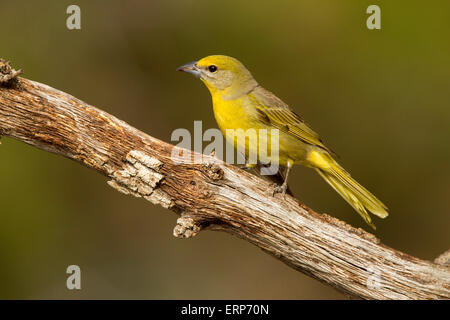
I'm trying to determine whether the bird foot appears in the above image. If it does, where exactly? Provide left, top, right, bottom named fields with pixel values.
left=272, top=182, right=288, bottom=196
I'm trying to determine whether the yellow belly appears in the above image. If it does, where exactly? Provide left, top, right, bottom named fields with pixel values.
left=212, top=95, right=309, bottom=167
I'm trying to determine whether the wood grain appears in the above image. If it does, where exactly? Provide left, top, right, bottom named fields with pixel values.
left=0, top=73, right=449, bottom=300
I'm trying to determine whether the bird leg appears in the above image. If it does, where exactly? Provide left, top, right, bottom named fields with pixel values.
left=273, top=162, right=292, bottom=196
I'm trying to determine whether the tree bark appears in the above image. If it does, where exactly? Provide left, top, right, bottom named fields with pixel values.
left=0, top=66, right=448, bottom=299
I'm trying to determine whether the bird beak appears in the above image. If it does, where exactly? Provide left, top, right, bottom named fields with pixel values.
left=176, top=61, right=201, bottom=78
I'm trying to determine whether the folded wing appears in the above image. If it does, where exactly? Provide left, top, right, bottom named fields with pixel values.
left=249, top=86, right=331, bottom=153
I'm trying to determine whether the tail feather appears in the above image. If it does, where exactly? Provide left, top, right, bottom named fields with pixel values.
left=310, top=152, right=388, bottom=229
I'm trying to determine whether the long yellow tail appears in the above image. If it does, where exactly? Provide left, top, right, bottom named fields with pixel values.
left=308, top=151, right=388, bottom=229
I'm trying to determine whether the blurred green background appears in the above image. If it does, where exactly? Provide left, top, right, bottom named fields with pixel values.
left=0, top=0, right=449, bottom=299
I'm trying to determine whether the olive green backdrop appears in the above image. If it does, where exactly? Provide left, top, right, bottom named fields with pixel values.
left=0, top=0, right=448, bottom=299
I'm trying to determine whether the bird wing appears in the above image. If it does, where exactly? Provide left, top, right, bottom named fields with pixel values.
left=248, top=86, right=331, bottom=152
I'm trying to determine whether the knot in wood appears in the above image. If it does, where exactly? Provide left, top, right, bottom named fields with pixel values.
left=0, top=59, right=22, bottom=86
left=202, top=163, right=224, bottom=181
left=173, top=216, right=201, bottom=238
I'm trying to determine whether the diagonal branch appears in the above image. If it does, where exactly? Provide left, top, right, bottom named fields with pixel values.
left=0, top=65, right=448, bottom=299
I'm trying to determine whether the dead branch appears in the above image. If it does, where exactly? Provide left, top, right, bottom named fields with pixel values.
left=0, top=64, right=448, bottom=300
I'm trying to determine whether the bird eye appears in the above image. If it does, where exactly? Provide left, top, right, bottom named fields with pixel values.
left=208, top=65, right=218, bottom=73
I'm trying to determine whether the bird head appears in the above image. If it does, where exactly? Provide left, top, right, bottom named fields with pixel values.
left=177, top=55, right=258, bottom=99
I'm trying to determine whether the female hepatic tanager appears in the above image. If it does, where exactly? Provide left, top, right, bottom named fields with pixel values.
left=178, top=55, right=388, bottom=229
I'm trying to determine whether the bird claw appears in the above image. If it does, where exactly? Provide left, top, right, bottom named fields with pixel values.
left=272, top=183, right=288, bottom=196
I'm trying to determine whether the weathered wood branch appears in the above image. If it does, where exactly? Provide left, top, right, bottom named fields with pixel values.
left=0, top=65, right=448, bottom=299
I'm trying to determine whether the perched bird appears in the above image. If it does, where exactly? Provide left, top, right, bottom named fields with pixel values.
left=177, top=55, right=388, bottom=228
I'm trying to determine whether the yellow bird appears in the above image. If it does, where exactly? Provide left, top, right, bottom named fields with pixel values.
left=177, top=55, right=388, bottom=228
